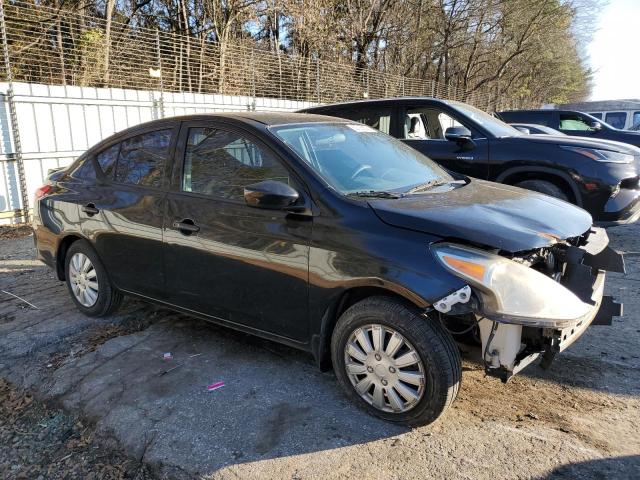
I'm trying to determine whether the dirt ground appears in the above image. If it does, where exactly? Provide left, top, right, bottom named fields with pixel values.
left=0, top=224, right=638, bottom=479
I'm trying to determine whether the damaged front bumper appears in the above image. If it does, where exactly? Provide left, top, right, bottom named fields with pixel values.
left=459, top=227, right=623, bottom=382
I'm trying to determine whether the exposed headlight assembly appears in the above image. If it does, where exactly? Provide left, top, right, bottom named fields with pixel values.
left=431, top=243, right=592, bottom=328
left=561, top=146, right=634, bottom=164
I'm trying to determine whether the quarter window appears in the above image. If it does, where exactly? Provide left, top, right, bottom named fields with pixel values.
left=96, top=143, right=120, bottom=178
left=114, top=129, right=172, bottom=187
left=183, top=127, right=290, bottom=200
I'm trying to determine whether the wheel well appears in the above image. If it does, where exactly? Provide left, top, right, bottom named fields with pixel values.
left=315, top=286, right=420, bottom=372
left=55, top=235, right=82, bottom=280
left=503, top=171, right=577, bottom=204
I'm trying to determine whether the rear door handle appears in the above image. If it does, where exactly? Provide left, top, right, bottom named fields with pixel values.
left=172, top=219, right=200, bottom=235
left=81, top=203, right=99, bottom=216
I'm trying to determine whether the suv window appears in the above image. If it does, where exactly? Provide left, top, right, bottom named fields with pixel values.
left=114, top=129, right=172, bottom=187
left=183, top=127, right=290, bottom=200
left=403, top=106, right=476, bottom=139
left=559, top=114, right=591, bottom=131
left=588, top=112, right=603, bottom=120
left=633, top=112, right=640, bottom=127
left=605, top=112, right=627, bottom=129
left=339, top=107, right=392, bottom=134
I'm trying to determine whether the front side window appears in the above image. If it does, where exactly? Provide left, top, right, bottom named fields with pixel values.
left=402, top=106, right=469, bottom=140
left=272, top=122, right=452, bottom=195
left=115, top=129, right=172, bottom=187
left=605, top=112, right=627, bottom=130
left=448, top=101, right=521, bottom=138
left=183, top=127, right=290, bottom=200
left=559, top=114, right=591, bottom=131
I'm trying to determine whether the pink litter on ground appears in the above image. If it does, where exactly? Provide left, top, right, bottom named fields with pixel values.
left=207, top=381, right=225, bottom=392
left=163, top=352, right=173, bottom=361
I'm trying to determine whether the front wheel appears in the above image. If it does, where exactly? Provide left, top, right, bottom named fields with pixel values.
left=331, top=296, right=461, bottom=425
left=515, top=179, right=569, bottom=202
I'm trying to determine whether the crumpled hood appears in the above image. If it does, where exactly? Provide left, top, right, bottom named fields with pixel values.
left=523, top=134, right=640, bottom=155
left=368, top=179, right=592, bottom=252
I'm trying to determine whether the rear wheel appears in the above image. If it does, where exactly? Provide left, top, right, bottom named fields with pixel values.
left=331, top=296, right=461, bottom=425
left=515, top=179, right=569, bottom=202
left=64, top=240, right=122, bottom=316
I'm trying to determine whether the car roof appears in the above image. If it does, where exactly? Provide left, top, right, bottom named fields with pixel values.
left=302, top=96, right=449, bottom=110
left=119, top=111, right=348, bottom=132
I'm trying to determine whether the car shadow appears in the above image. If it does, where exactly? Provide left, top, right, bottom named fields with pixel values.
left=538, top=455, right=640, bottom=479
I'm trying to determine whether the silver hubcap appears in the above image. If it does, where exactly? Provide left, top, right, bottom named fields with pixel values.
left=344, top=324, right=426, bottom=413
left=68, top=253, right=99, bottom=307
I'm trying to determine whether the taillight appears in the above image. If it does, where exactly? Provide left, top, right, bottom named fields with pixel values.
left=34, top=184, right=53, bottom=199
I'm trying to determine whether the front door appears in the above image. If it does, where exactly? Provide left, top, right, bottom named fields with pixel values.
left=163, top=122, right=312, bottom=341
left=399, top=105, right=490, bottom=179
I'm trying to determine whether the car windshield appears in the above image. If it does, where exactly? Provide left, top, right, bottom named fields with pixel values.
left=450, top=101, right=522, bottom=138
left=270, top=122, right=453, bottom=195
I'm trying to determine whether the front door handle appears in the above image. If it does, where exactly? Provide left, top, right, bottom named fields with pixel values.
left=172, top=218, right=200, bottom=235
left=81, top=203, right=99, bottom=216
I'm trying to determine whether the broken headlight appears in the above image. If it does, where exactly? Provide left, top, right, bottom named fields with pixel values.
left=431, top=243, right=592, bottom=328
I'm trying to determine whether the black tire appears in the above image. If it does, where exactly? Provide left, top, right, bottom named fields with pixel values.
left=515, top=179, right=569, bottom=202
left=331, top=296, right=461, bottom=426
left=64, top=239, right=122, bottom=316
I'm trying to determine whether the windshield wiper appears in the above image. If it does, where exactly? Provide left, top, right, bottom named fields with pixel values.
left=346, top=190, right=402, bottom=199
left=406, top=179, right=466, bottom=194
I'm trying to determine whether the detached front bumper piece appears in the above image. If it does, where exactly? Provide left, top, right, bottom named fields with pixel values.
left=480, top=227, right=624, bottom=382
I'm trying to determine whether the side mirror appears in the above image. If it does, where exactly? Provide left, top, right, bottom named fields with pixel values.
left=590, top=121, right=602, bottom=132
left=444, top=126, right=475, bottom=150
left=244, top=180, right=299, bottom=210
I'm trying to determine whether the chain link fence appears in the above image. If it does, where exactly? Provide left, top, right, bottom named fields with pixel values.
left=0, top=0, right=503, bottom=109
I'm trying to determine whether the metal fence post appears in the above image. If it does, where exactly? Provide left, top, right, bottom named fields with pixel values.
left=0, top=0, right=28, bottom=223
left=155, top=29, right=164, bottom=118
left=316, top=60, right=320, bottom=104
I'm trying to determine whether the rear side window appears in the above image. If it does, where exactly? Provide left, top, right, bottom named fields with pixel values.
left=95, top=143, right=119, bottom=178
left=589, top=112, right=603, bottom=120
left=340, top=107, right=392, bottom=134
left=183, top=127, right=290, bottom=200
left=114, top=129, right=172, bottom=187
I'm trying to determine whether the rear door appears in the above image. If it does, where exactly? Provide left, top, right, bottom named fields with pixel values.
left=398, top=103, right=490, bottom=179
left=162, top=121, right=311, bottom=341
left=79, top=124, right=179, bottom=298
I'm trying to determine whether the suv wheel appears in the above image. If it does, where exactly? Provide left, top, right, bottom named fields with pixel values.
left=331, top=296, right=461, bottom=425
left=64, top=240, right=122, bottom=316
left=515, top=179, right=569, bottom=201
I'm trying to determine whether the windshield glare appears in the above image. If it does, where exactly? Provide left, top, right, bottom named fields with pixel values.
left=271, top=122, right=453, bottom=195
left=450, top=101, right=522, bottom=138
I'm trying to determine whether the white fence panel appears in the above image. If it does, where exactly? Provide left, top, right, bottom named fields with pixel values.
left=0, top=82, right=316, bottom=223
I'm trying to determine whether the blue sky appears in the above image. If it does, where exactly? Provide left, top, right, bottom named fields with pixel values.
left=587, top=0, right=638, bottom=100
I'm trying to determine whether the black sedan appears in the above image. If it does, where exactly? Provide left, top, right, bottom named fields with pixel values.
left=33, top=113, right=623, bottom=425
left=301, top=98, right=640, bottom=225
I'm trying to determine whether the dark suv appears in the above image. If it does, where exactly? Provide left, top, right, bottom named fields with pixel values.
left=33, top=113, right=623, bottom=425
left=301, top=98, right=640, bottom=225
left=497, top=109, right=640, bottom=148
